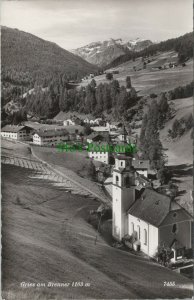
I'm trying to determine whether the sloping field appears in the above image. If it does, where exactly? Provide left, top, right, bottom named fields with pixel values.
left=80, top=51, right=193, bottom=96
left=1, top=138, right=32, bottom=159
left=31, top=146, right=108, bottom=202
left=160, top=97, right=193, bottom=165
left=160, top=97, right=193, bottom=214
left=2, top=164, right=193, bottom=300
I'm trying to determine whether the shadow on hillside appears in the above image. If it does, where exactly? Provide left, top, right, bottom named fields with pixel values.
left=176, top=189, right=187, bottom=197
left=168, top=164, right=193, bottom=178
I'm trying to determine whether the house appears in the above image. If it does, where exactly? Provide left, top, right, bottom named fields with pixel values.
left=132, top=159, right=150, bottom=178
left=112, top=155, right=192, bottom=260
left=106, top=122, right=122, bottom=131
left=63, top=119, right=76, bottom=126
left=91, top=126, right=109, bottom=133
left=117, top=126, right=128, bottom=142
left=1, top=125, right=34, bottom=141
left=33, top=128, right=68, bottom=146
left=64, top=125, right=84, bottom=141
left=87, top=132, right=110, bottom=164
left=86, top=132, right=109, bottom=144
left=88, top=143, right=110, bottom=164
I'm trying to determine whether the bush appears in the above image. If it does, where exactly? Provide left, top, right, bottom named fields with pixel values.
left=106, top=73, right=113, bottom=80
left=150, top=93, right=157, bottom=99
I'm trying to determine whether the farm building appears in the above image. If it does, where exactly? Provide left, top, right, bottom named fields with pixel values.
left=106, top=122, right=122, bottom=131
left=63, top=119, right=76, bottom=126
left=1, top=125, right=34, bottom=141
left=86, top=132, right=109, bottom=144
left=33, top=128, right=68, bottom=146
left=91, top=126, right=109, bottom=133
left=112, top=155, right=192, bottom=261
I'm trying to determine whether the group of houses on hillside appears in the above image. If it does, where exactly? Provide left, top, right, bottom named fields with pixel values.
left=1, top=123, right=84, bottom=146
left=1, top=119, right=134, bottom=157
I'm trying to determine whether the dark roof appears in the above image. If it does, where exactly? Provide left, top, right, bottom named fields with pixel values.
left=132, top=159, right=150, bottom=170
left=128, top=188, right=171, bottom=227
left=112, top=121, right=122, bottom=126
left=64, top=125, right=84, bottom=134
left=115, top=154, right=133, bottom=160
left=34, top=129, right=68, bottom=138
left=1, top=125, right=27, bottom=133
left=135, top=173, right=151, bottom=190
left=87, top=132, right=109, bottom=140
left=160, top=207, right=192, bottom=226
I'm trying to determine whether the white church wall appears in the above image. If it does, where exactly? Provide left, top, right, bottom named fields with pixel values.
left=128, top=214, right=158, bottom=257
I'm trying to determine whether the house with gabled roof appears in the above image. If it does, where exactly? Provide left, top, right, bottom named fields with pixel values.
left=33, top=128, right=68, bottom=146
left=1, top=125, right=34, bottom=141
left=132, top=159, right=150, bottom=177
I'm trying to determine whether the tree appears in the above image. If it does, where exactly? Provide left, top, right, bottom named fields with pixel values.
left=87, top=160, right=96, bottom=180
left=171, top=119, right=181, bottom=138
left=130, top=87, right=137, bottom=100
left=157, top=167, right=171, bottom=185
left=158, top=93, right=169, bottom=113
left=106, top=73, right=113, bottom=80
left=126, top=76, right=132, bottom=88
left=117, top=86, right=129, bottom=112
left=90, top=79, right=96, bottom=89
left=140, top=101, right=166, bottom=169
left=185, top=113, right=193, bottom=130
left=84, top=124, right=92, bottom=136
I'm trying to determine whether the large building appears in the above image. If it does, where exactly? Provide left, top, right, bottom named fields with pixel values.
left=33, top=128, right=68, bottom=146
left=112, top=155, right=192, bottom=261
left=88, top=148, right=109, bottom=164
left=1, top=125, right=34, bottom=141
left=87, top=132, right=110, bottom=164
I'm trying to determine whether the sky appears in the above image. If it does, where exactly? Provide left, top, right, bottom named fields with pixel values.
left=1, top=0, right=193, bottom=50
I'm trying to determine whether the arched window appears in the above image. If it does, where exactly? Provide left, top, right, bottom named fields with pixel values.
left=115, top=175, right=119, bottom=185
left=125, top=176, right=130, bottom=186
left=172, top=224, right=177, bottom=234
left=144, top=229, right=147, bottom=245
left=131, top=222, right=134, bottom=234
left=137, top=225, right=140, bottom=240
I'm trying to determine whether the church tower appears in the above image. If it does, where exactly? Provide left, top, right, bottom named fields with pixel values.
left=112, top=155, right=136, bottom=241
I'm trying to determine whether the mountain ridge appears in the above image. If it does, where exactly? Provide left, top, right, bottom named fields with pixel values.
left=72, top=38, right=153, bottom=66
left=1, top=26, right=99, bottom=86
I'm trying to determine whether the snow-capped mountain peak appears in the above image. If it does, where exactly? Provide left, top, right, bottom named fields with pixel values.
left=72, top=38, right=153, bottom=66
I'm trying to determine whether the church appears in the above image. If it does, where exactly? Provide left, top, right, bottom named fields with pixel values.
left=112, top=155, right=192, bottom=261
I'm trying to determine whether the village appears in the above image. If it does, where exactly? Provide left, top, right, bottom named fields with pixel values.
left=1, top=1, right=193, bottom=298
left=1, top=114, right=193, bottom=273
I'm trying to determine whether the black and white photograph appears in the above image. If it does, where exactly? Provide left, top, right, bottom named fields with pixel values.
left=1, top=0, right=193, bottom=299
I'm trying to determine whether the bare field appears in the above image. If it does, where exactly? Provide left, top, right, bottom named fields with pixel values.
left=80, top=52, right=193, bottom=96
left=2, top=164, right=193, bottom=300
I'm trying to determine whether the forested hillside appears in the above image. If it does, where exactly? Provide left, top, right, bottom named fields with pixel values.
left=24, top=78, right=138, bottom=119
left=106, top=32, right=193, bottom=69
left=1, top=26, right=99, bottom=107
